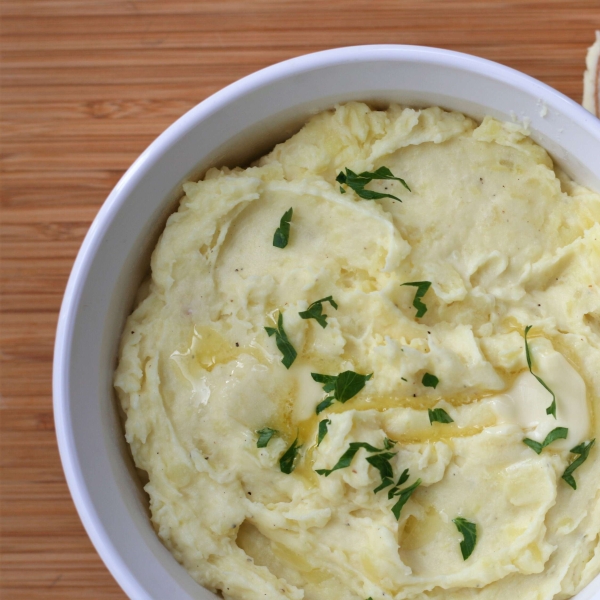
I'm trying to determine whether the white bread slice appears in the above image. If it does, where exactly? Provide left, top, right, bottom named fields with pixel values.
left=583, top=31, right=600, bottom=117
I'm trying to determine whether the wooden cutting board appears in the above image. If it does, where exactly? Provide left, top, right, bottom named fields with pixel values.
left=1, top=1, right=599, bottom=597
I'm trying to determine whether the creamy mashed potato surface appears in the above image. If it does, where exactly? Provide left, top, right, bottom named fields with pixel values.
left=114, top=103, right=600, bottom=600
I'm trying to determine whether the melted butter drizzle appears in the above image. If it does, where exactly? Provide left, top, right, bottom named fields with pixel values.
left=173, top=323, right=593, bottom=480
left=172, top=325, right=268, bottom=373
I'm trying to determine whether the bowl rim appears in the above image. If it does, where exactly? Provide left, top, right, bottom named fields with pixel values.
left=53, top=43, right=600, bottom=599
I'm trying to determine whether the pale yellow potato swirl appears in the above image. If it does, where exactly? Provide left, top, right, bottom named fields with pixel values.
left=115, top=103, right=600, bottom=600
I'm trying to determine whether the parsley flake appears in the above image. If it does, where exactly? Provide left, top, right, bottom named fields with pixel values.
left=562, top=439, right=595, bottom=490
left=422, top=373, right=439, bottom=389
left=317, top=419, right=331, bottom=446
left=265, top=312, right=297, bottom=369
left=366, top=452, right=396, bottom=484
left=402, top=281, right=432, bottom=318
left=336, top=166, right=410, bottom=202
left=316, top=396, right=335, bottom=414
left=256, top=427, right=277, bottom=448
left=524, top=325, right=557, bottom=418
left=316, top=442, right=383, bottom=476
left=453, top=517, right=477, bottom=560
left=312, top=370, right=373, bottom=414
left=272, top=207, right=293, bottom=248
left=336, top=371, right=373, bottom=403
left=299, top=296, right=338, bottom=328
left=279, top=437, right=302, bottom=474
left=311, top=373, right=338, bottom=393
left=396, top=468, right=410, bottom=486
left=523, top=427, right=568, bottom=454
left=391, top=478, right=422, bottom=520
left=428, top=408, right=453, bottom=424
left=373, top=477, right=395, bottom=494
left=376, top=467, right=410, bottom=495
left=387, top=469, right=412, bottom=499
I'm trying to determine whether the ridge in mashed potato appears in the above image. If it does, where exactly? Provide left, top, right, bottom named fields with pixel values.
left=114, top=102, right=600, bottom=600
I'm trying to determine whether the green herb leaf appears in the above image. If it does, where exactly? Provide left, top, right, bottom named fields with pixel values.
left=256, top=427, right=277, bottom=448
left=401, top=281, right=432, bottom=318
left=265, top=312, right=297, bottom=369
left=315, top=396, right=335, bottom=415
left=428, top=408, right=454, bottom=424
left=279, top=437, right=302, bottom=474
left=373, top=477, right=394, bottom=493
left=391, top=479, right=422, bottom=520
left=523, top=427, right=568, bottom=454
left=335, top=371, right=373, bottom=403
left=562, top=439, right=595, bottom=490
left=422, top=373, right=439, bottom=389
left=316, top=442, right=383, bottom=476
left=299, top=296, right=338, bottom=328
left=453, top=517, right=477, bottom=560
left=524, top=325, right=557, bottom=418
left=317, top=419, right=331, bottom=446
left=384, top=437, right=396, bottom=450
left=336, top=166, right=410, bottom=202
left=366, top=452, right=396, bottom=482
left=387, top=469, right=412, bottom=499
left=312, top=370, right=373, bottom=412
left=397, top=468, right=410, bottom=486
left=273, top=207, right=293, bottom=249
left=311, top=372, right=338, bottom=393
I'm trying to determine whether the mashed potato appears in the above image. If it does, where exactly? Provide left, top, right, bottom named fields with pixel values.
left=114, top=103, right=600, bottom=600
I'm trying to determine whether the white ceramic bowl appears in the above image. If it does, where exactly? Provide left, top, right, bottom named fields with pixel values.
left=53, top=45, right=600, bottom=600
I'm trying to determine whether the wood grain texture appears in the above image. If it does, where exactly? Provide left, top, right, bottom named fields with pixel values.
left=1, top=0, right=599, bottom=597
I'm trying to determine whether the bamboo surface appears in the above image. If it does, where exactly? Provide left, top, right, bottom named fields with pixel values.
left=1, top=1, right=600, bottom=598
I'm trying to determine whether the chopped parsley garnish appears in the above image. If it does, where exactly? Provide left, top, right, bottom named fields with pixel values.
left=335, top=371, right=373, bottom=402
left=311, top=372, right=338, bottom=393
left=422, top=373, right=439, bottom=389
left=396, top=468, right=410, bottom=487
left=272, top=207, right=293, bottom=248
left=366, top=451, right=396, bottom=483
left=317, top=419, right=331, bottom=446
left=523, top=427, right=568, bottom=454
left=524, top=325, right=557, bottom=418
left=453, top=517, right=477, bottom=560
left=386, top=469, right=411, bottom=499
left=312, top=370, right=373, bottom=414
left=299, top=296, right=338, bottom=328
left=384, top=437, right=396, bottom=450
left=375, top=467, right=410, bottom=495
left=428, top=408, right=454, bottom=424
left=373, top=478, right=394, bottom=494
left=401, top=281, right=432, bottom=318
left=562, top=439, right=595, bottom=490
left=336, top=166, right=410, bottom=202
left=256, top=427, right=277, bottom=448
left=390, top=478, right=422, bottom=520
left=315, top=397, right=335, bottom=414
left=265, top=312, right=297, bottom=369
left=316, top=442, right=383, bottom=476
left=279, top=437, right=302, bottom=474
